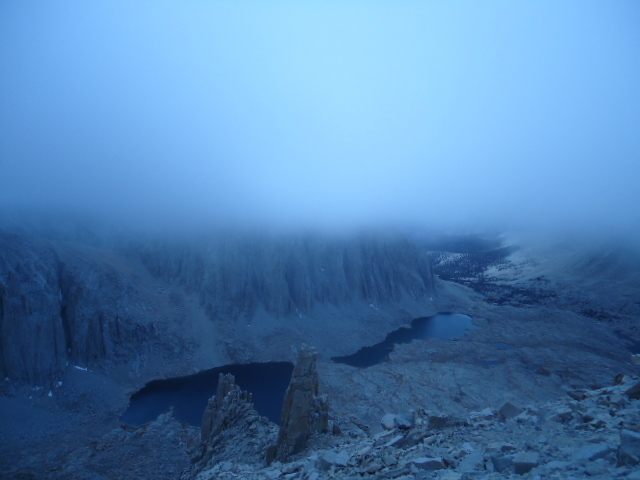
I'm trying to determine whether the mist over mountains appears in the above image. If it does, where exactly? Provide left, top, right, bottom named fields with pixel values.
left=1, top=2, right=639, bottom=238
left=2, top=3, right=640, bottom=479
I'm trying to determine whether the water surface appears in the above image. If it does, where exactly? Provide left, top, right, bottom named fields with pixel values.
left=121, top=361, right=293, bottom=427
left=332, top=313, right=480, bottom=368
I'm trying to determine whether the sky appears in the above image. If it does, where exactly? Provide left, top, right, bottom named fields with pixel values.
left=1, top=1, right=639, bottom=236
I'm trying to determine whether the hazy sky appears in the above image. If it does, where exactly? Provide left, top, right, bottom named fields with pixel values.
left=1, top=1, right=639, bottom=234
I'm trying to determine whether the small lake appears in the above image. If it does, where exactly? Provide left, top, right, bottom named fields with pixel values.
left=332, top=313, right=480, bottom=368
left=121, top=362, right=294, bottom=427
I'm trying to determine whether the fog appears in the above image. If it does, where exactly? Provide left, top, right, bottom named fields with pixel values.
left=1, top=1, right=639, bottom=238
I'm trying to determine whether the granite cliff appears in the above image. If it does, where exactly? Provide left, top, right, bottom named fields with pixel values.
left=0, top=233, right=194, bottom=387
left=129, top=231, right=436, bottom=321
left=0, top=230, right=439, bottom=388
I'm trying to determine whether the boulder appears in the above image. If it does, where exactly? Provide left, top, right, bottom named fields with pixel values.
left=392, top=426, right=430, bottom=448
left=359, top=459, right=384, bottom=475
left=381, top=452, right=397, bottom=467
left=394, top=412, right=415, bottom=429
left=618, top=429, right=640, bottom=466
left=468, top=408, right=495, bottom=423
left=574, top=443, right=615, bottom=462
left=624, top=381, right=640, bottom=400
left=498, top=401, right=522, bottom=422
left=549, top=407, right=574, bottom=423
left=513, top=451, right=539, bottom=475
left=381, top=413, right=396, bottom=430
left=609, top=394, right=626, bottom=407
left=409, top=457, right=446, bottom=470
left=457, top=450, right=484, bottom=473
left=490, top=454, right=514, bottom=473
left=567, top=390, right=588, bottom=401
left=317, top=449, right=349, bottom=470
left=381, top=412, right=415, bottom=430
left=428, top=414, right=460, bottom=429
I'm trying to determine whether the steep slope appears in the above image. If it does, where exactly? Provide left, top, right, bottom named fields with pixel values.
left=0, top=230, right=439, bottom=386
left=0, top=235, right=67, bottom=385
left=128, top=231, right=437, bottom=322
left=0, top=233, right=198, bottom=387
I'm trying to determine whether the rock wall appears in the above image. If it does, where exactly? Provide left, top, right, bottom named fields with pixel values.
left=0, top=229, right=438, bottom=387
left=0, top=234, right=157, bottom=386
left=0, top=235, right=67, bottom=385
left=131, top=231, right=436, bottom=320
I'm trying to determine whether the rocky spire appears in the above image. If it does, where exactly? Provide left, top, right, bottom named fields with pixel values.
left=193, top=373, right=277, bottom=474
left=200, top=373, right=254, bottom=443
left=272, top=345, right=329, bottom=463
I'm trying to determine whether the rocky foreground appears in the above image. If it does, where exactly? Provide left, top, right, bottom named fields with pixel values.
left=46, top=346, right=640, bottom=480
left=187, top=373, right=640, bottom=480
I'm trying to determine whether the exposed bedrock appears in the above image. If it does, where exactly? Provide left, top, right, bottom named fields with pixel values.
left=130, top=231, right=437, bottom=320
left=201, top=373, right=258, bottom=444
left=273, top=345, right=329, bottom=463
left=0, top=234, right=159, bottom=386
left=186, top=345, right=330, bottom=480
left=185, top=373, right=278, bottom=478
left=0, top=235, right=67, bottom=385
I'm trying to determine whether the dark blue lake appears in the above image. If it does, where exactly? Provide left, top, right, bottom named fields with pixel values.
left=121, top=361, right=294, bottom=427
left=331, top=313, right=480, bottom=368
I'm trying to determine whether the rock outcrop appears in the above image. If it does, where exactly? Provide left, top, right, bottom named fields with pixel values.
left=183, top=346, right=330, bottom=479
left=0, top=235, right=68, bottom=386
left=199, top=373, right=274, bottom=451
left=272, top=345, right=329, bottom=463
left=183, top=374, right=640, bottom=480
left=183, top=373, right=278, bottom=479
left=0, top=233, right=172, bottom=387
left=59, top=409, right=198, bottom=480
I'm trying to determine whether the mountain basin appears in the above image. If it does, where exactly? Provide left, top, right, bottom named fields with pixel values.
left=332, top=313, right=480, bottom=368
left=121, top=361, right=294, bottom=427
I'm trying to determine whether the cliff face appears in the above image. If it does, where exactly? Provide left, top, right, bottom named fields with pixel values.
left=0, top=229, right=438, bottom=386
left=0, top=234, right=158, bottom=387
left=0, top=235, right=67, bottom=385
left=131, top=232, right=436, bottom=321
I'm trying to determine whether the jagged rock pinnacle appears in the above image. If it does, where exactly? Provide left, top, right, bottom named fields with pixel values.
left=272, top=344, right=329, bottom=463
